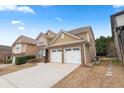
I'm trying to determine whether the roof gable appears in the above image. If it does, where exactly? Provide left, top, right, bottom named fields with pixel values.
left=50, top=31, right=81, bottom=45
left=36, top=31, right=56, bottom=40
left=45, top=30, right=56, bottom=38
left=13, top=35, right=37, bottom=46
left=12, top=36, right=22, bottom=46
left=36, top=32, right=48, bottom=40
left=46, top=30, right=56, bottom=35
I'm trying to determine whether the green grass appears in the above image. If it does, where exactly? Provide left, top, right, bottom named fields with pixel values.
left=112, top=59, right=121, bottom=65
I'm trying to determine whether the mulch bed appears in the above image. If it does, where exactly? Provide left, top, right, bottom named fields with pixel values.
left=0, top=63, right=37, bottom=76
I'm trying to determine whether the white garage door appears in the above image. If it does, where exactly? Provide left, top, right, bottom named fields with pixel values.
left=64, top=47, right=81, bottom=64
left=50, top=49, right=62, bottom=63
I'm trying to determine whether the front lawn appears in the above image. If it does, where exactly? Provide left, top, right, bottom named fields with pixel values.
left=0, top=63, right=36, bottom=76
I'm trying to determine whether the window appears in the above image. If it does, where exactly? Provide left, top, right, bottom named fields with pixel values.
left=65, top=48, right=71, bottom=51
left=61, top=33, right=64, bottom=39
left=16, top=47, right=19, bottom=50
left=39, top=41, right=44, bottom=45
left=73, top=48, right=80, bottom=51
left=38, top=49, right=46, bottom=57
left=38, top=37, right=44, bottom=45
left=52, top=50, right=56, bottom=52
left=38, top=50, right=43, bottom=58
left=57, top=49, right=62, bottom=52
left=15, top=44, right=21, bottom=53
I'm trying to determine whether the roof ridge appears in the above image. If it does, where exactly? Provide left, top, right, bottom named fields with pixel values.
left=0, top=45, right=11, bottom=47
left=68, top=26, right=91, bottom=31
left=20, top=35, right=36, bottom=40
left=46, top=29, right=56, bottom=35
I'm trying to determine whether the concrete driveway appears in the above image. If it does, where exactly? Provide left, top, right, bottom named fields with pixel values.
left=0, top=63, right=79, bottom=88
left=0, top=64, right=14, bottom=68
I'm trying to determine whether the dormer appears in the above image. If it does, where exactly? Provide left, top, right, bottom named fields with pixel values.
left=46, top=30, right=56, bottom=38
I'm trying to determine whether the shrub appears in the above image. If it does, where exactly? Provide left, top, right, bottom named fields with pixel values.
left=0, top=59, right=12, bottom=64
left=15, top=55, right=36, bottom=65
left=5, top=59, right=12, bottom=64
left=27, top=58, right=43, bottom=63
left=26, top=55, right=35, bottom=60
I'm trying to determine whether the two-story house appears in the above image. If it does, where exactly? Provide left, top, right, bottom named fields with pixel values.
left=35, top=26, right=96, bottom=65
left=12, top=35, right=37, bottom=63
left=12, top=26, right=96, bottom=65
left=36, top=30, right=56, bottom=62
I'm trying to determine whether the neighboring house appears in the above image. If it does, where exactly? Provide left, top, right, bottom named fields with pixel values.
left=0, top=45, right=12, bottom=59
left=36, top=30, right=56, bottom=62
left=12, top=35, right=37, bottom=63
left=111, top=10, right=124, bottom=61
left=36, top=26, right=96, bottom=65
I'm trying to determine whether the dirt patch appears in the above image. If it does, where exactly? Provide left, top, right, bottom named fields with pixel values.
left=53, top=58, right=124, bottom=88
left=0, top=63, right=37, bottom=76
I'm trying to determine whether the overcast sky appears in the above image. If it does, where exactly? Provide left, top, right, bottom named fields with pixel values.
left=0, top=5, right=124, bottom=46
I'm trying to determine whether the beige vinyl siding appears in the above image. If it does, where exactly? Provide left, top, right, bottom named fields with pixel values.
left=51, top=33, right=78, bottom=46
left=76, top=33, right=88, bottom=40
left=46, top=31, right=56, bottom=38
left=85, top=45, right=92, bottom=63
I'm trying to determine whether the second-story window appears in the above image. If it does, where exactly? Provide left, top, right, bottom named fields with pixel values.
left=38, top=37, right=44, bottom=45
left=15, top=44, right=21, bottom=53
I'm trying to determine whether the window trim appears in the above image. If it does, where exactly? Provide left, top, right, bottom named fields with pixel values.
left=73, top=48, right=80, bottom=51
left=52, top=49, right=56, bottom=52
left=15, top=44, right=21, bottom=53
left=57, top=49, right=62, bottom=52
left=65, top=48, right=71, bottom=51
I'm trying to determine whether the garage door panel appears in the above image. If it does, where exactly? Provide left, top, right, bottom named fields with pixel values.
left=50, top=49, right=62, bottom=63
left=64, top=47, right=81, bottom=64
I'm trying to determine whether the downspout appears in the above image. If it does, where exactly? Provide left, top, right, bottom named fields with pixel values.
left=83, top=42, right=87, bottom=64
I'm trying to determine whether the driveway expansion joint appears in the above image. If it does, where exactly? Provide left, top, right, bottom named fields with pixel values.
left=2, top=77, right=18, bottom=88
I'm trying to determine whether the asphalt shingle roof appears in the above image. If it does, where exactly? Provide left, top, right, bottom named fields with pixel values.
left=68, top=26, right=91, bottom=35
left=20, top=35, right=37, bottom=44
left=0, top=45, right=12, bottom=51
left=13, top=35, right=37, bottom=45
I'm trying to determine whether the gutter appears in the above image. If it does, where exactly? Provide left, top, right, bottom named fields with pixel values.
left=48, top=40, right=86, bottom=48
